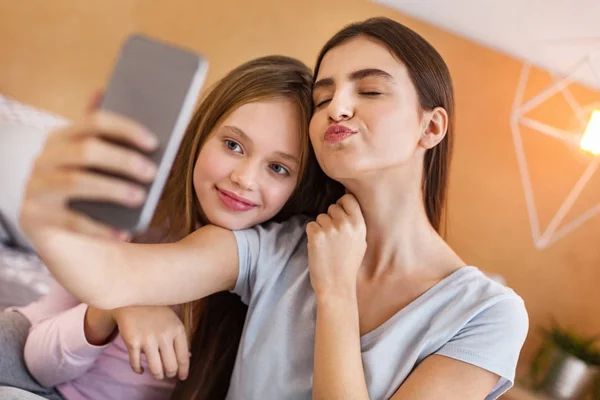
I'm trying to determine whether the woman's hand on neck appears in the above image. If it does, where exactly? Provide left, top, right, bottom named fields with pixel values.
left=343, top=168, right=459, bottom=280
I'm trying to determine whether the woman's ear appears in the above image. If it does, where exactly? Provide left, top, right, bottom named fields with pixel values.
left=419, top=107, right=448, bottom=149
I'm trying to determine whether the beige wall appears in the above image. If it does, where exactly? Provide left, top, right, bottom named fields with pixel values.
left=2, top=0, right=600, bottom=376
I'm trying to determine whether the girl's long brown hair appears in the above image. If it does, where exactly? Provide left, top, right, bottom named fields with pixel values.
left=136, top=55, right=343, bottom=400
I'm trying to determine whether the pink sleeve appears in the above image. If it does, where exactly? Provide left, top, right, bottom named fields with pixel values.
left=10, top=279, right=80, bottom=324
left=24, top=303, right=109, bottom=387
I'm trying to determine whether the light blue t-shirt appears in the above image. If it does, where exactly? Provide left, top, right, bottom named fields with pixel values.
left=227, top=216, right=529, bottom=400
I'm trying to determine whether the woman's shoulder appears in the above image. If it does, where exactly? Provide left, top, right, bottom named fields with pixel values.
left=445, top=266, right=522, bottom=296
left=442, top=266, right=528, bottom=327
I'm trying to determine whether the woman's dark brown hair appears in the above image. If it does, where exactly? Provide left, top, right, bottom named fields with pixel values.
left=134, top=55, right=343, bottom=400
left=313, top=17, right=455, bottom=232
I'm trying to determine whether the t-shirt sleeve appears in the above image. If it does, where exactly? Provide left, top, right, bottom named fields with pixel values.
left=231, top=215, right=309, bottom=305
left=435, top=295, right=529, bottom=400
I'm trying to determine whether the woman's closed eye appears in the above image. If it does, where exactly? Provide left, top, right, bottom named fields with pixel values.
left=360, top=91, right=383, bottom=96
left=314, top=98, right=332, bottom=109
left=314, top=91, right=383, bottom=109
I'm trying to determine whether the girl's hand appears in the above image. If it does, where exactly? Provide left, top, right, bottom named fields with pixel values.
left=113, top=306, right=190, bottom=381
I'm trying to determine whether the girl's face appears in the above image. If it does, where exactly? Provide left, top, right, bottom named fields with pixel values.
left=193, top=98, right=302, bottom=230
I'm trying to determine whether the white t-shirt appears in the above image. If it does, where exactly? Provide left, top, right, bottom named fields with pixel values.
left=227, top=216, right=529, bottom=400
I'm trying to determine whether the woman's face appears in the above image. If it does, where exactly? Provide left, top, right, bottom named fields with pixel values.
left=309, top=36, right=428, bottom=182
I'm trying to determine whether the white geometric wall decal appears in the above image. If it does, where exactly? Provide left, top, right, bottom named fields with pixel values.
left=511, top=54, right=600, bottom=249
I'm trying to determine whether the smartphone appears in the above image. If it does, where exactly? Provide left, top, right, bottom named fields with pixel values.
left=69, top=34, right=208, bottom=233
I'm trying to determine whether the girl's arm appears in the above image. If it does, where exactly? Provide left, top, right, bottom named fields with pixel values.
left=24, top=304, right=112, bottom=387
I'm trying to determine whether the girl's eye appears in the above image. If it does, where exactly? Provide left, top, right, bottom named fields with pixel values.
left=269, top=164, right=290, bottom=176
left=225, top=139, right=242, bottom=153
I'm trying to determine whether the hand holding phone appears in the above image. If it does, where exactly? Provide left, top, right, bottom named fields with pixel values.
left=20, top=34, right=208, bottom=239
left=69, top=34, right=208, bottom=233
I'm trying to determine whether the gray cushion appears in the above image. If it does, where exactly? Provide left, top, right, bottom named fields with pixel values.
left=0, top=243, right=50, bottom=308
left=0, top=213, right=10, bottom=244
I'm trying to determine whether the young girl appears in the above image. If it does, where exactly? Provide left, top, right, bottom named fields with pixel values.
left=1, top=55, right=342, bottom=400
left=20, top=18, right=528, bottom=400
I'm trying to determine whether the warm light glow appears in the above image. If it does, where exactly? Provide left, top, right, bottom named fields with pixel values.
left=580, top=110, right=600, bottom=155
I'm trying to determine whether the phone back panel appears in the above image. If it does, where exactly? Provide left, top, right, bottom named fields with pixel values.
left=69, top=34, right=208, bottom=233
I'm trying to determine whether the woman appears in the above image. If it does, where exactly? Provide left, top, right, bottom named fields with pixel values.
left=20, top=18, right=528, bottom=400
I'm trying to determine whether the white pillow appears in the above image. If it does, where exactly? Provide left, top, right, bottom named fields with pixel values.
left=0, top=123, right=52, bottom=249
left=0, top=95, right=68, bottom=250
left=0, top=95, right=68, bottom=131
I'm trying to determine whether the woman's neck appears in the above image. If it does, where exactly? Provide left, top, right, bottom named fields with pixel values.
left=342, top=168, right=462, bottom=281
